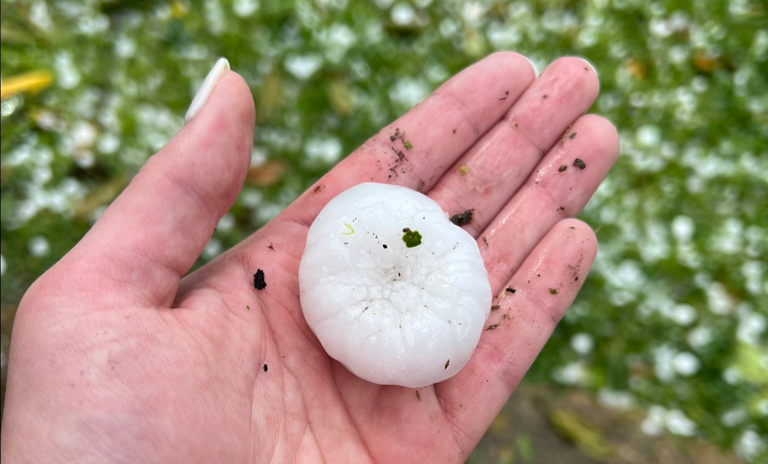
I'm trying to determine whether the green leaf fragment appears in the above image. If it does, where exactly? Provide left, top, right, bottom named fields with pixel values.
left=341, top=222, right=355, bottom=235
left=404, top=140, right=413, bottom=150
left=402, top=229, right=422, bottom=248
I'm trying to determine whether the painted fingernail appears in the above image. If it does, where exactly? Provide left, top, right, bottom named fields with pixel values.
left=524, top=56, right=539, bottom=76
left=185, top=58, right=230, bottom=124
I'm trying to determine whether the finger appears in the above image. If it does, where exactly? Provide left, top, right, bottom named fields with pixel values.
left=58, top=71, right=255, bottom=308
left=434, top=219, right=597, bottom=449
left=280, top=52, right=536, bottom=227
left=427, top=57, right=600, bottom=235
left=481, top=114, right=619, bottom=289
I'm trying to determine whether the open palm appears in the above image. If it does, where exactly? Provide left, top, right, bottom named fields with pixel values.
left=1, top=53, right=619, bottom=463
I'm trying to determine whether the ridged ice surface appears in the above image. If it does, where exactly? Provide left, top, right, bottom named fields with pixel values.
left=299, top=183, right=492, bottom=388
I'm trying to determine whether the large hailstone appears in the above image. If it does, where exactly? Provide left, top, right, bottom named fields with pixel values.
left=299, top=183, right=492, bottom=388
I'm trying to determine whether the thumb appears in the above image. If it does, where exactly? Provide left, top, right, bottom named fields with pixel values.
left=58, top=59, right=255, bottom=308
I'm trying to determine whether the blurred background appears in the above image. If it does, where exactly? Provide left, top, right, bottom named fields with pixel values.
left=1, top=0, right=766, bottom=462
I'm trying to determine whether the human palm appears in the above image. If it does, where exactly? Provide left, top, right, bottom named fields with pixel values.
left=1, top=53, right=619, bottom=463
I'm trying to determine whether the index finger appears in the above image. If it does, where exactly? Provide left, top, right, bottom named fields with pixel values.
left=281, top=52, right=536, bottom=227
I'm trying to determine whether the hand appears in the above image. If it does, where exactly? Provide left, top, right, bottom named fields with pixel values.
left=1, top=53, right=618, bottom=463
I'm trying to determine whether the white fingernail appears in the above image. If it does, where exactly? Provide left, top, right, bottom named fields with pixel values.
left=185, top=58, right=230, bottom=124
left=578, top=57, right=599, bottom=79
left=524, top=56, right=539, bottom=76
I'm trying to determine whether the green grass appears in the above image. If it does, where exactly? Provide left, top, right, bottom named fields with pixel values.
left=1, top=0, right=766, bottom=461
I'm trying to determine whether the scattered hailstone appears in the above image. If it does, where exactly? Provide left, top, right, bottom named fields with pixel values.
left=390, top=2, right=416, bottom=26
left=114, top=36, right=136, bottom=58
left=29, top=0, right=53, bottom=31
left=671, top=215, right=695, bottom=241
left=299, top=183, right=491, bottom=387
left=389, top=77, right=429, bottom=108
left=735, top=430, right=766, bottom=461
left=28, top=236, right=50, bottom=258
left=217, top=213, right=235, bottom=232
left=672, top=351, right=701, bottom=376
left=570, top=333, right=594, bottom=355
left=97, top=133, right=120, bottom=154
left=721, top=408, right=747, bottom=428
left=233, top=0, right=259, bottom=17
left=553, top=362, right=590, bottom=386
left=55, top=52, right=81, bottom=89
left=636, top=125, right=661, bottom=147
left=305, top=136, right=342, bottom=164
left=687, top=326, right=714, bottom=349
left=284, top=54, right=323, bottom=79
left=653, top=344, right=677, bottom=382
left=666, top=409, right=698, bottom=436
left=202, top=238, right=222, bottom=261
left=666, top=304, right=697, bottom=326
left=598, top=389, right=635, bottom=411
left=641, top=405, right=667, bottom=436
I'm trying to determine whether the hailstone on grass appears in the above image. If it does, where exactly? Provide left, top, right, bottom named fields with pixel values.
left=299, top=183, right=492, bottom=388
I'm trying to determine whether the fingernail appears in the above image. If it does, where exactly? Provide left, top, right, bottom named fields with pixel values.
left=578, top=57, right=599, bottom=79
left=185, top=58, right=230, bottom=124
left=524, top=56, right=539, bottom=76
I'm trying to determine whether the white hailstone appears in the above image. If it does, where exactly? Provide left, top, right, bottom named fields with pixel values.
left=305, top=136, right=342, bottom=164
left=737, top=309, right=766, bottom=346
left=553, top=362, right=590, bottom=386
left=28, top=236, right=50, bottom=258
left=735, top=430, right=766, bottom=461
left=636, top=125, right=661, bottom=147
left=217, top=213, right=235, bottom=232
left=597, top=389, right=635, bottom=411
left=0, top=254, right=6, bottom=276
left=390, top=2, right=416, bottom=26
left=641, top=405, right=667, bottom=436
left=233, top=0, right=259, bottom=17
left=687, top=326, right=714, bottom=349
left=665, top=409, right=698, bottom=436
left=202, top=238, right=222, bottom=261
left=299, top=183, right=491, bottom=387
left=653, top=344, right=677, bottom=382
left=667, top=304, right=697, bottom=326
left=97, top=133, right=120, bottom=154
left=721, top=408, right=747, bottom=428
left=671, top=215, right=695, bottom=241
left=707, top=282, right=734, bottom=315
left=570, top=333, right=595, bottom=355
left=672, top=351, right=701, bottom=376
left=389, top=77, right=429, bottom=108
left=756, top=399, right=768, bottom=416
left=55, top=52, right=81, bottom=89
left=114, top=35, right=136, bottom=58
left=29, top=1, right=53, bottom=31
left=322, top=24, right=356, bottom=63
left=284, top=54, right=323, bottom=79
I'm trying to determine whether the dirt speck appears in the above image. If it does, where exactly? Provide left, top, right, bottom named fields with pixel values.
left=313, top=185, right=323, bottom=193
left=452, top=128, right=457, bottom=135
left=491, top=305, right=501, bottom=311
left=573, top=158, right=586, bottom=170
left=459, top=165, right=470, bottom=175
left=558, top=165, right=568, bottom=172
left=263, top=364, right=268, bottom=372
left=483, top=236, right=489, bottom=246
left=268, top=244, right=275, bottom=251
left=506, top=287, right=516, bottom=294
left=569, top=132, right=577, bottom=140
left=416, top=391, right=421, bottom=401
left=543, top=94, right=548, bottom=99
left=486, top=324, right=500, bottom=331
left=445, top=359, right=450, bottom=369
left=549, top=288, right=559, bottom=295
left=254, top=269, right=267, bottom=290
left=450, top=209, right=474, bottom=226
